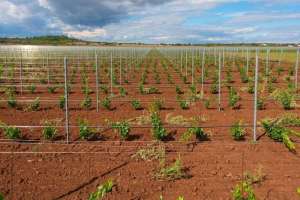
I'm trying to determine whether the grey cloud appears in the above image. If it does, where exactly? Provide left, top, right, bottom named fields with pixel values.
left=42, top=0, right=173, bottom=27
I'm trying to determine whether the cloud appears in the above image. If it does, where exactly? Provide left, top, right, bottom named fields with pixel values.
left=0, top=0, right=31, bottom=24
left=0, top=0, right=299, bottom=43
left=37, top=0, right=174, bottom=27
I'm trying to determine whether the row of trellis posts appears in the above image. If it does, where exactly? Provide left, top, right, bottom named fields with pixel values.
left=0, top=46, right=299, bottom=143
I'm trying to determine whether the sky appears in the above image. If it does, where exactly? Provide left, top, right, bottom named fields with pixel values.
left=0, top=0, right=300, bottom=44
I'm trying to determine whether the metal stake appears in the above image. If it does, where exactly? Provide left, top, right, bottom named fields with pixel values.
left=64, top=57, right=69, bottom=144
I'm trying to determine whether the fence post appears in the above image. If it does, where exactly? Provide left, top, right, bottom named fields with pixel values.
left=192, top=49, right=194, bottom=85
left=47, top=52, right=50, bottom=85
left=180, top=50, right=183, bottom=73
left=110, top=51, right=113, bottom=96
left=201, top=48, right=205, bottom=98
left=95, top=54, right=99, bottom=112
left=246, top=48, right=249, bottom=75
left=119, top=51, right=122, bottom=85
left=253, top=49, right=259, bottom=142
left=266, top=48, right=269, bottom=77
left=64, top=57, right=70, bottom=144
left=295, top=49, right=299, bottom=91
left=185, top=49, right=188, bottom=77
left=218, top=51, right=222, bottom=111
left=19, top=52, right=23, bottom=95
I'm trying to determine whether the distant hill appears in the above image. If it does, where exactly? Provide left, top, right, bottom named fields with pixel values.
left=0, top=35, right=298, bottom=47
left=0, top=35, right=125, bottom=46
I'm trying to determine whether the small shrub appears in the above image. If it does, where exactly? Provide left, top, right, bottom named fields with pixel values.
left=271, top=89, right=295, bottom=110
left=27, top=84, right=36, bottom=93
left=178, top=99, right=190, bottom=110
left=203, top=98, right=210, bottom=109
left=42, top=121, right=57, bottom=140
left=100, top=85, right=109, bottom=94
left=59, top=96, right=65, bottom=110
left=78, top=119, right=94, bottom=140
left=112, top=121, right=130, bottom=140
left=150, top=98, right=164, bottom=111
left=210, top=83, right=218, bottom=94
left=257, top=97, right=265, bottom=110
left=0, top=122, right=21, bottom=139
left=229, top=87, right=240, bottom=109
left=156, top=155, right=187, bottom=181
left=139, top=83, right=145, bottom=94
left=232, top=181, right=256, bottom=200
left=131, top=99, right=142, bottom=110
left=151, top=111, right=167, bottom=140
left=190, top=84, right=197, bottom=95
left=7, top=94, right=17, bottom=108
left=88, top=180, right=114, bottom=200
left=175, top=85, right=183, bottom=95
left=181, top=127, right=207, bottom=141
left=47, top=86, right=57, bottom=94
left=27, top=97, right=40, bottom=111
left=230, top=121, right=245, bottom=140
left=101, top=97, right=111, bottom=110
left=119, top=87, right=127, bottom=97
left=147, top=87, right=159, bottom=94
left=81, top=95, right=92, bottom=110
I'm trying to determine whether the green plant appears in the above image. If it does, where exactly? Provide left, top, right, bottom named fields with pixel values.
left=101, top=97, right=111, bottom=110
left=203, top=98, right=210, bottom=109
left=78, top=119, right=94, bottom=140
left=190, top=84, right=196, bottom=95
left=81, top=95, right=92, bottom=110
left=146, top=87, right=159, bottom=94
left=47, top=86, right=57, bottom=93
left=100, top=85, right=108, bottom=94
left=88, top=180, right=114, bottom=200
left=42, top=121, right=57, bottom=140
left=175, top=85, right=183, bottom=95
left=257, top=97, right=265, bottom=110
left=0, top=122, right=21, bottom=139
left=0, top=192, right=4, bottom=200
left=247, top=82, right=254, bottom=94
left=178, top=99, right=189, bottom=110
left=151, top=111, right=167, bottom=140
left=156, top=155, right=187, bottom=180
left=27, top=84, right=36, bottom=93
left=59, top=96, right=65, bottom=110
left=229, top=87, right=240, bottom=109
left=131, top=99, right=142, bottom=110
left=7, top=94, right=17, bottom=108
left=261, top=115, right=300, bottom=151
left=232, top=181, right=256, bottom=200
left=151, top=98, right=164, bottom=111
left=27, top=97, right=40, bottom=111
left=119, top=87, right=127, bottom=97
left=210, top=83, right=218, bottom=94
left=239, top=66, right=249, bottom=83
left=271, top=89, right=295, bottom=110
left=112, top=121, right=130, bottom=140
left=139, top=83, right=145, bottom=94
left=159, top=195, right=184, bottom=200
left=230, top=121, right=245, bottom=140
left=181, top=127, right=208, bottom=141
